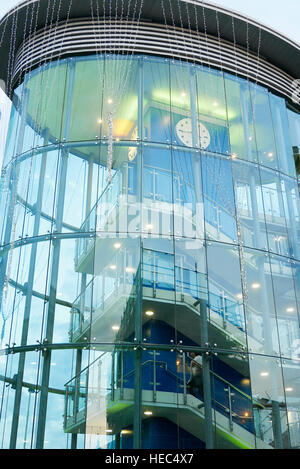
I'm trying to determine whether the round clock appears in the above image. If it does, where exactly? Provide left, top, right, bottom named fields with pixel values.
left=175, top=118, right=211, bottom=149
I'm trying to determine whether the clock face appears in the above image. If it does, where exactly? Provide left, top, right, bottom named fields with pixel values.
left=175, top=118, right=211, bottom=149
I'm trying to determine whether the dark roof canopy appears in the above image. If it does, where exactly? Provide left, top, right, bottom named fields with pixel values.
left=0, top=0, right=299, bottom=90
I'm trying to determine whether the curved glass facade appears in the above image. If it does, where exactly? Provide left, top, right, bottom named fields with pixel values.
left=0, top=54, right=300, bottom=449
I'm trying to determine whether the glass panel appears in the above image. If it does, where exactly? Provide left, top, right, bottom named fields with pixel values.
left=2, top=85, right=24, bottom=167
left=260, top=166, right=291, bottom=257
left=282, top=358, right=300, bottom=448
left=142, top=237, right=175, bottom=345
left=141, top=350, right=183, bottom=449
left=197, top=67, right=230, bottom=156
left=250, top=83, right=278, bottom=170
left=281, top=175, right=300, bottom=260
left=211, top=354, right=254, bottom=449
left=232, top=159, right=268, bottom=250
left=224, top=74, right=257, bottom=163
left=170, top=61, right=194, bottom=148
left=68, top=56, right=139, bottom=144
left=287, top=108, right=300, bottom=178
left=25, top=60, right=68, bottom=151
left=84, top=347, right=135, bottom=449
left=243, top=248, right=280, bottom=356
left=270, top=94, right=296, bottom=177
left=173, top=148, right=204, bottom=240
left=206, top=242, right=246, bottom=351
left=87, top=235, right=141, bottom=344
left=269, top=254, right=300, bottom=360
left=250, top=354, right=289, bottom=449
left=202, top=153, right=237, bottom=244
left=143, top=56, right=171, bottom=144
left=174, top=238, right=207, bottom=347
left=68, top=57, right=104, bottom=143
left=142, top=145, right=172, bottom=237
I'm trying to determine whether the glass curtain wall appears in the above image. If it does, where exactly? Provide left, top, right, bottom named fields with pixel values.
left=0, top=54, right=299, bottom=449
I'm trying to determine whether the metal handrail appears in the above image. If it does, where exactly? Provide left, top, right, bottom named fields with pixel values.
left=160, top=358, right=260, bottom=409
left=80, top=170, right=120, bottom=232
left=65, top=355, right=263, bottom=428
left=70, top=264, right=245, bottom=340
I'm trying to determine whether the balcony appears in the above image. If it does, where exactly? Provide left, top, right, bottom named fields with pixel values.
left=63, top=351, right=287, bottom=449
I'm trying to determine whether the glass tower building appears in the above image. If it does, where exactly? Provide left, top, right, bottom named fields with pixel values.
left=0, top=0, right=299, bottom=449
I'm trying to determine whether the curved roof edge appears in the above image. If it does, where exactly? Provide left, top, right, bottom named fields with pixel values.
left=0, top=0, right=299, bottom=95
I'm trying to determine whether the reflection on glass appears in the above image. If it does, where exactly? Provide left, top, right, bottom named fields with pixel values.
left=0, top=53, right=299, bottom=450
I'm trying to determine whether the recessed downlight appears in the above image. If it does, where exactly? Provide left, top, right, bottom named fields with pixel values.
left=145, top=310, right=154, bottom=317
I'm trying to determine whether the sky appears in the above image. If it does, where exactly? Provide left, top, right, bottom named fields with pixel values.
left=0, top=0, right=299, bottom=44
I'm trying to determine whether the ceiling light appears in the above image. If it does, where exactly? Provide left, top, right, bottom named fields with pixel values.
left=109, top=265, right=117, bottom=270
left=97, top=118, right=103, bottom=124
left=285, top=387, right=293, bottom=392
left=106, top=429, right=113, bottom=433
left=268, top=152, right=274, bottom=158
left=251, top=282, right=261, bottom=289
left=112, top=325, right=120, bottom=331
left=107, top=98, right=113, bottom=104
left=145, top=310, right=154, bottom=317
left=236, top=293, right=243, bottom=300
left=114, top=243, right=121, bottom=249
left=144, top=410, right=153, bottom=416
left=145, top=224, right=154, bottom=230
left=231, top=153, right=238, bottom=159
left=260, top=372, right=269, bottom=377
left=126, top=267, right=135, bottom=273
left=286, top=307, right=295, bottom=313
